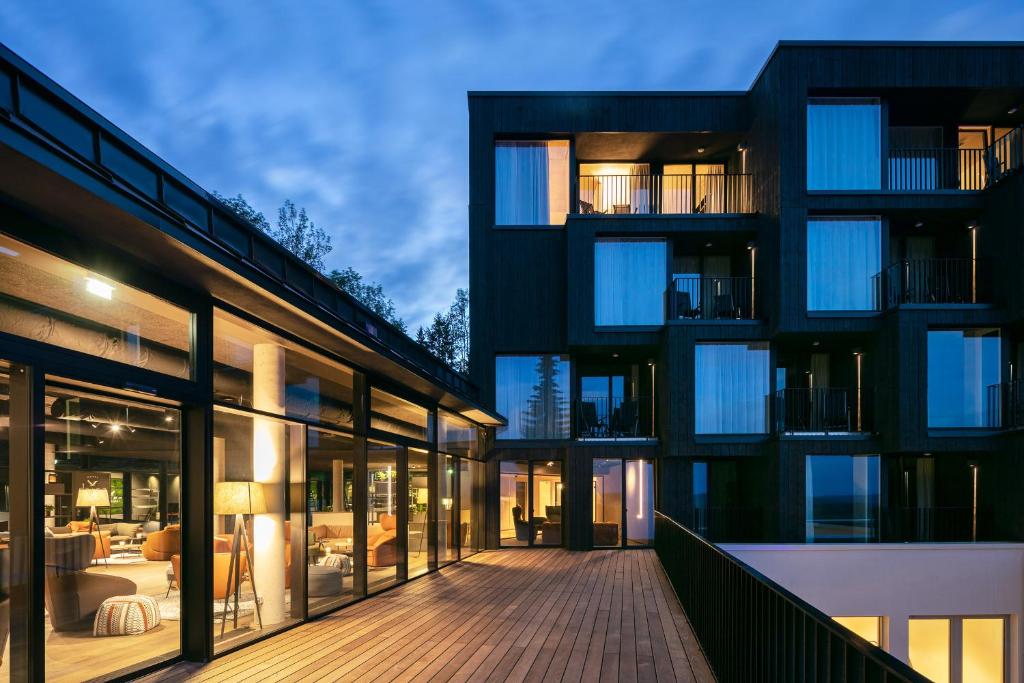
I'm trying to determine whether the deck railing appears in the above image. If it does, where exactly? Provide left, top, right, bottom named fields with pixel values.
left=774, top=387, right=872, bottom=434
left=887, top=147, right=988, bottom=190
left=577, top=173, right=754, bottom=215
left=988, top=126, right=1024, bottom=185
left=879, top=258, right=990, bottom=308
left=669, top=275, right=756, bottom=320
left=575, top=397, right=650, bottom=439
left=654, top=512, right=929, bottom=683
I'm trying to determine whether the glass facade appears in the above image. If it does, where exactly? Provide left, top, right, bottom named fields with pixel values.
left=805, top=455, right=880, bottom=542
left=306, top=428, right=356, bottom=614
left=407, top=448, right=430, bottom=578
left=594, top=239, right=667, bottom=326
left=592, top=458, right=655, bottom=547
left=370, top=388, right=432, bottom=442
left=459, top=458, right=484, bottom=558
left=807, top=98, right=881, bottom=190
left=806, top=217, right=881, bottom=311
left=436, top=453, right=457, bottom=565
left=499, top=460, right=529, bottom=546
left=531, top=461, right=563, bottom=546
left=495, top=355, right=570, bottom=440
left=695, top=342, right=770, bottom=434
left=495, top=140, right=570, bottom=225
left=927, top=328, right=1001, bottom=428
left=366, top=441, right=399, bottom=593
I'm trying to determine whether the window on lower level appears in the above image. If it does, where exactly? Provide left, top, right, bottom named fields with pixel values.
left=495, top=355, right=570, bottom=439
left=695, top=342, right=770, bottom=434
left=594, top=238, right=667, bottom=326
left=495, top=140, right=569, bottom=225
left=927, top=328, right=1000, bottom=428
left=909, top=616, right=1006, bottom=683
left=805, top=454, right=879, bottom=542
left=807, top=217, right=881, bottom=311
left=832, top=616, right=883, bottom=647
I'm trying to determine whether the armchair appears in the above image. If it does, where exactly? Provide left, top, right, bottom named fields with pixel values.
left=141, top=524, right=180, bottom=561
left=367, top=513, right=397, bottom=567
left=44, top=533, right=136, bottom=632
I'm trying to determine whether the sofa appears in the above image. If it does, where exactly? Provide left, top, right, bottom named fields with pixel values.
left=97, top=522, right=143, bottom=544
left=367, top=513, right=397, bottom=567
left=541, top=522, right=561, bottom=545
left=61, top=523, right=111, bottom=561
left=44, top=533, right=137, bottom=632
left=593, top=523, right=619, bottom=547
left=142, top=524, right=180, bottom=561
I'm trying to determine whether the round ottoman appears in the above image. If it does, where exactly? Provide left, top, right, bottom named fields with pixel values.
left=321, top=552, right=352, bottom=576
left=308, top=565, right=343, bottom=598
left=94, top=595, right=160, bottom=636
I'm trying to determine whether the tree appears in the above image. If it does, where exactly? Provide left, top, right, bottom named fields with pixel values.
left=213, top=192, right=270, bottom=232
left=521, top=355, right=567, bottom=439
left=328, top=267, right=407, bottom=333
left=415, top=288, right=469, bottom=373
left=272, top=199, right=332, bottom=272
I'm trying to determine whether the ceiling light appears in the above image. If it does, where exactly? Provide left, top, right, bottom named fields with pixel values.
left=1009, top=106, right=1019, bottom=115
left=0, top=245, right=19, bottom=257
left=812, top=340, right=820, bottom=347
left=704, top=242, right=712, bottom=248
left=85, top=277, right=114, bottom=300
left=914, top=221, right=924, bottom=228
left=737, top=143, right=747, bottom=152
left=546, top=461, right=555, bottom=467
left=612, top=352, right=619, bottom=359
left=164, top=415, right=174, bottom=423
left=110, top=424, right=122, bottom=433
left=697, top=147, right=706, bottom=154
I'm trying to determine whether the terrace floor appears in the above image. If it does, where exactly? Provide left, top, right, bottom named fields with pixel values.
left=142, top=548, right=715, bottom=682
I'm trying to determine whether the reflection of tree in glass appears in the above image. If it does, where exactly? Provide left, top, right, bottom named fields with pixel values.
left=521, top=356, right=568, bottom=438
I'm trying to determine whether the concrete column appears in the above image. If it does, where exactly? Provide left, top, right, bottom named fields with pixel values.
left=332, top=459, right=345, bottom=512
left=252, top=343, right=286, bottom=626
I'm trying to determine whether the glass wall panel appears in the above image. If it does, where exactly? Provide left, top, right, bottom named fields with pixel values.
left=437, top=453, right=456, bottom=565
left=41, top=384, right=182, bottom=680
left=927, top=329, right=1001, bottom=428
left=306, top=428, right=355, bottom=614
left=459, top=458, right=484, bottom=558
left=495, top=355, right=570, bottom=440
left=366, top=441, right=399, bottom=593
left=532, top=461, right=562, bottom=546
left=407, top=449, right=430, bottom=578
left=500, top=461, right=529, bottom=547
left=594, top=239, right=667, bottom=326
left=962, top=618, right=1004, bottom=683
left=213, top=407, right=300, bottom=653
left=807, top=218, right=881, bottom=311
left=0, top=364, right=9, bottom=681
left=0, top=233, right=192, bottom=378
left=214, top=309, right=355, bottom=429
left=805, top=455, right=880, bottom=542
left=692, top=462, right=709, bottom=537
left=439, top=410, right=478, bottom=458
left=592, top=459, right=622, bottom=547
left=807, top=98, right=881, bottom=190
left=495, top=140, right=570, bottom=225
left=370, top=388, right=432, bottom=442
left=909, top=618, right=951, bottom=683
left=695, top=342, right=770, bottom=434
left=832, top=616, right=882, bottom=646
left=625, top=459, right=654, bottom=546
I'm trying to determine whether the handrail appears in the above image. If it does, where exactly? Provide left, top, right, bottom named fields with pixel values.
left=669, top=275, right=756, bottom=321
left=577, top=173, right=754, bottom=215
left=878, top=258, right=990, bottom=308
left=574, top=396, right=649, bottom=439
left=774, top=387, right=871, bottom=434
left=654, top=511, right=930, bottom=683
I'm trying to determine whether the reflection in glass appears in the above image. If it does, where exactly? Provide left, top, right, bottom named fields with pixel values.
left=42, top=384, right=182, bottom=680
left=625, top=459, right=654, bottom=545
left=439, top=410, right=478, bottom=458
left=927, top=328, right=1001, bottom=428
left=459, top=459, right=484, bottom=558
left=592, top=459, right=622, bottom=547
left=532, top=461, right=562, bottom=546
left=695, top=342, right=770, bottom=434
left=806, top=218, right=881, bottom=311
left=0, top=233, right=192, bottom=378
left=594, top=239, right=667, bottom=326
left=495, top=355, right=570, bottom=440
left=805, top=455, right=879, bottom=542
left=370, top=388, right=432, bottom=442
left=807, top=98, right=881, bottom=190
left=909, top=618, right=950, bottom=683
left=407, top=449, right=430, bottom=578
left=437, top=454, right=456, bottom=565
left=495, top=140, right=570, bottom=226
left=367, top=442, right=399, bottom=593
left=306, top=428, right=355, bottom=614
left=500, top=461, right=529, bottom=547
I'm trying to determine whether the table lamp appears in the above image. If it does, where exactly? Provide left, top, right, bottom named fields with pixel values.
left=213, top=481, right=267, bottom=636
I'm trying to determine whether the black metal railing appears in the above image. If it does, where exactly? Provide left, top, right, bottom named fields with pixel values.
left=988, top=126, right=1024, bottom=184
left=669, top=276, right=757, bottom=320
left=879, top=258, right=990, bottom=308
left=987, top=379, right=1024, bottom=429
left=654, top=512, right=929, bottom=683
left=575, top=397, right=651, bottom=439
left=690, top=506, right=764, bottom=542
left=882, top=506, right=993, bottom=543
left=887, top=147, right=988, bottom=190
left=774, top=387, right=872, bottom=434
left=577, top=173, right=754, bottom=215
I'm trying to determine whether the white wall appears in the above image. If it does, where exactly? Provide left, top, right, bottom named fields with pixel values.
left=721, top=543, right=1024, bottom=682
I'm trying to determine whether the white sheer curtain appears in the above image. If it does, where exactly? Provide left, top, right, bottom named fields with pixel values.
left=695, top=343, right=770, bottom=434
left=807, top=218, right=881, bottom=311
left=495, top=141, right=550, bottom=225
left=807, top=99, right=881, bottom=190
left=594, top=239, right=667, bottom=326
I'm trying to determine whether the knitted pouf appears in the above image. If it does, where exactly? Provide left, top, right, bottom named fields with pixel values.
left=321, top=552, right=352, bottom=576
left=94, top=595, right=160, bottom=636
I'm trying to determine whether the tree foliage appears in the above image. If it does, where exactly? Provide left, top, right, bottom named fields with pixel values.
left=416, top=288, right=469, bottom=373
left=327, top=267, right=407, bottom=332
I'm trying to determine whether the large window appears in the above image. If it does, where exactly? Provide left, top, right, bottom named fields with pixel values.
left=306, top=428, right=355, bottom=614
left=927, top=329, right=1001, bottom=428
left=437, top=453, right=456, bottom=566
left=832, top=616, right=883, bottom=647
left=499, top=460, right=562, bottom=547
left=592, top=458, right=655, bottom=547
left=499, top=461, right=529, bottom=547
left=594, top=239, right=667, bottom=326
left=805, top=455, right=880, bottom=542
left=695, top=342, right=770, bottom=434
left=407, top=448, right=430, bottom=578
left=439, top=410, right=478, bottom=457
left=366, top=441, right=399, bottom=593
left=807, top=98, right=881, bottom=190
left=909, top=617, right=1006, bottom=683
left=370, top=388, right=432, bottom=442
left=0, top=232, right=192, bottom=378
left=807, top=217, right=881, bottom=311
left=459, top=458, right=484, bottom=558
left=495, top=355, right=570, bottom=440
left=495, top=140, right=570, bottom=225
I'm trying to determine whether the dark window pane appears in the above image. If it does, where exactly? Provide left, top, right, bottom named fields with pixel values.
left=495, top=355, right=570, bottom=440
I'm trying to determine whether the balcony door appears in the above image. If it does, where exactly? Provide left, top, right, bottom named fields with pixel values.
left=499, top=460, right=563, bottom=547
left=592, top=458, right=654, bottom=548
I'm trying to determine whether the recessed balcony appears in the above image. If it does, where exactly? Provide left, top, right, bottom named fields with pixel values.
left=577, top=171, right=754, bottom=215
left=876, top=258, right=992, bottom=308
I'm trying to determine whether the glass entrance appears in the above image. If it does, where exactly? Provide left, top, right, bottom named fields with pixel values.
left=499, top=460, right=563, bottom=547
left=592, top=458, right=655, bottom=547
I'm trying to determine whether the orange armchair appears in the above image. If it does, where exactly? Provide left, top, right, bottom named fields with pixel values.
left=68, top=521, right=110, bottom=560
left=368, top=513, right=398, bottom=567
left=172, top=552, right=247, bottom=601
left=142, top=524, right=180, bottom=561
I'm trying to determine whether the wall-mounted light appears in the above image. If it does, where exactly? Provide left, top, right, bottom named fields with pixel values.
left=812, top=340, right=820, bottom=347
left=85, top=277, right=114, bottom=300
left=746, top=241, right=755, bottom=251
left=704, top=242, right=712, bottom=248
left=737, top=143, right=747, bottom=153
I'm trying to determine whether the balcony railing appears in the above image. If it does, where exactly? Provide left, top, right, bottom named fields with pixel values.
left=988, top=126, right=1024, bottom=184
left=577, top=173, right=753, bottom=215
left=987, top=379, right=1024, bottom=429
left=774, top=387, right=872, bottom=434
left=883, top=506, right=993, bottom=543
left=575, top=397, right=651, bottom=439
left=878, top=258, right=990, bottom=308
left=669, top=276, right=756, bottom=321
left=887, top=147, right=988, bottom=190
left=654, top=512, right=928, bottom=683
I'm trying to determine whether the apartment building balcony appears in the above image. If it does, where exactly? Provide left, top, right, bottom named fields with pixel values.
left=575, top=397, right=653, bottom=440
left=577, top=172, right=754, bottom=215
left=774, top=387, right=873, bottom=435
left=986, top=378, right=1024, bottom=429
left=669, top=275, right=756, bottom=321
left=887, top=126, right=1023, bottom=191
left=877, top=258, right=992, bottom=308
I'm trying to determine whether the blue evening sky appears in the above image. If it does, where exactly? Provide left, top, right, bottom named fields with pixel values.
left=3, top=2, right=1022, bottom=331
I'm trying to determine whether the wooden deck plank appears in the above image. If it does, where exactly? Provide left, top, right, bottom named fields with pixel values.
left=140, top=549, right=714, bottom=683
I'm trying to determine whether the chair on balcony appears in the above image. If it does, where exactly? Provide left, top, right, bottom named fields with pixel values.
left=675, top=291, right=695, bottom=319
left=694, top=196, right=707, bottom=214
left=616, top=401, right=640, bottom=438
left=712, top=293, right=735, bottom=319
left=579, top=401, right=601, bottom=437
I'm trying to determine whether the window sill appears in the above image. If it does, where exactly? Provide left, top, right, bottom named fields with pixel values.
left=806, top=310, right=881, bottom=318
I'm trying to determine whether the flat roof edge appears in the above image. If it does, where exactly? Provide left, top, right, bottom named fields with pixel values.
left=468, top=90, right=746, bottom=98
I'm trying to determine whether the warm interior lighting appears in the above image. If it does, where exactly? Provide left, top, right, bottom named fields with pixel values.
left=832, top=616, right=881, bottom=646
left=909, top=618, right=950, bottom=683
left=441, top=497, right=453, bottom=510
left=85, top=276, right=114, bottom=300
left=696, top=147, right=705, bottom=154
left=76, top=487, right=110, bottom=508
left=636, top=459, right=645, bottom=519
left=213, top=481, right=267, bottom=515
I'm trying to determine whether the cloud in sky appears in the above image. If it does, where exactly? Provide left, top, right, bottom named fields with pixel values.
left=2, top=1, right=1023, bottom=330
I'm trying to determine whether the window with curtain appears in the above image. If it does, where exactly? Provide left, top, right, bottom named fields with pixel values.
left=807, top=217, right=881, bottom=311
left=495, top=355, right=570, bottom=439
left=805, top=454, right=880, bottom=542
left=927, top=328, right=1001, bottom=428
left=495, top=140, right=569, bottom=225
left=807, top=98, right=881, bottom=190
left=695, top=342, right=770, bottom=434
left=594, top=239, right=667, bottom=326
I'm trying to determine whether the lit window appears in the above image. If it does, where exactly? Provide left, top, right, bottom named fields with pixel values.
left=495, top=140, right=569, bottom=225
left=695, top=342, right=770, bottom=434
left=832, top=616, right=882, bottom=647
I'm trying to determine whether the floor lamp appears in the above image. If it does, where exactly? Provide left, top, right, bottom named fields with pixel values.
left=214, top=481, right=266, bottom=637
left=77, top=487, right=110, bottom=566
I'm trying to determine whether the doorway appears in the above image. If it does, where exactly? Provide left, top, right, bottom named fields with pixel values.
left=499, top=460, right=564, bottom=547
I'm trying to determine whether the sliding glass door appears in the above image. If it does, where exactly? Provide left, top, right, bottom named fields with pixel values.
left=499, top=460, right=563, bottom=547
left=592, top=458, right=655, bottom=547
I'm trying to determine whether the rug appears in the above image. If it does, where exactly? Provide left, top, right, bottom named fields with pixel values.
left=155, top=594, right=262, bottom=621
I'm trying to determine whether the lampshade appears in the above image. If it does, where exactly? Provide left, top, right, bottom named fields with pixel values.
left=76, top=487, right=109, bottom=508
left=214, top=481, right=267, bottom=515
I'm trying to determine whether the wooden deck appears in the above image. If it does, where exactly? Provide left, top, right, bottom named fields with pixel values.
left=140, top=549, right=715, bottom=683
